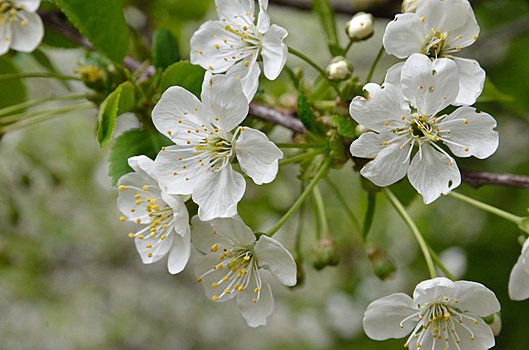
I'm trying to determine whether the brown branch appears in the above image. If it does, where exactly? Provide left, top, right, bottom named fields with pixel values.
left=249, top=103, right=306, bottom=133
left=40, top=9, right=529, bottom=190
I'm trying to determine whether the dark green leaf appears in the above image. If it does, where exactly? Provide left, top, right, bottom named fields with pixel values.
left=152, top=28, right=181, bottom=70
left=108, top=129, right=173, bottom=186
left=97, top=82, right=135, bottom=147
left=362, top=193, right=377, bottom=239
left=161, top=61, right=205, bottom=96
left=53, top=0, right=129, bottom=64
left=311, top=0, right=342, bottom=56
left=332, top=115, right=356, bottom=138
left=0, top=57, right=26, bottom=110
left=477, top=76, right=514, bottom=103
left=42, top=29, right=79, bottom=49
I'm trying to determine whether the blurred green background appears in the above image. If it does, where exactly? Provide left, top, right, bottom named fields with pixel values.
left=1, top=0, right=529, bottom=349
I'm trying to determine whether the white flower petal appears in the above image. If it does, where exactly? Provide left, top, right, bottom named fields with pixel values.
left=360, top=136, right=411, bottom=187
left=0, top=20, right=12, bottom=55
left=384, top=61, right=404, bottom=88
left=135, top=228, right=174, bottom=264
left=237, top=277, right=274, bottom=327
left=413, top=276, right=454, bottom=303
left=451, top=314, right=496, bottom=350
left=408, top=144, right=460, bottom=204
left=440, top=106, right=498, bottom=159
left=153, top=145, right=204, bottom=195
left=160, top=191, right=189, bottom=235
left=261, top=24, right=288, bottom=80
left=254, top=235, right=296, bottom=286
left=350, top=130, right=398, bottom=159
left=447, top=280, right=501, bottom=316
left=256, top=3, right=270, bottom=33
left=201, top=73, right=249, bottom=133
left=451, top=57, right=486, bottom=106
left=349, top=83, right=410, bottom=132
left=167, top=227, right=191, bottom=274
left=194, top=164, right=246, bottom=221
left=383, top=13, right=425, bottom=59
left=418, top=0, right=479, bottom=45
left=226, top=55, right=261, bottom=102
left=10, top=11, right=43, bottom=52
left=363, top=293, right=418, bottom=341
left=152, top=86, right=206, bottom=146
left=127, top=155, right=156, bottom=180
left=215, top=0, right=255, bottom=29
left=13, top=0, right=41, bottom=13
left=401, top=54, right=459, bottom=115
left=235, top=127, right=283, bottom=185
left=190, top=20, right=242, bottom=74
left=509, top=239, right=529, bottom=301
left=195, top=254, right=238, bottom=302
left=117, top=173, right=161, bottom=223
left=191, top=215, right=255, bottom=254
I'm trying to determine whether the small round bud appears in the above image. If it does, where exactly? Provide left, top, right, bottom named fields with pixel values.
left=483, top=313, right=502, bottom=336
left=325, top=56, right=354, bottom=81
left=366, top=245, right=396, bottom=280
left=313, top=237, right=340, bottom=270
left=355, top=124, right=370, bottom=135
left=345, top=12, right=374, bottom=41
left=402, top=0, right=422, bottom=13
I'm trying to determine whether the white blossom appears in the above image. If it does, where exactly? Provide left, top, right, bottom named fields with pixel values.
left=508, top=238, right=529, bottom=301
left=192, top=215, right=296, bottom=327
left=117, top=156, right=191, bottom=274
left=0, top=0, right=43, bottom=55
left=190, top=0, right=288, bottom=101
left=152, top=72, right=283, bottom=221
left=363, top=277, right=501, bottom=349
left=383, top=0, right=483, bottom=105
left=349, top=54, right=498, bottom=203
left=402, top=0, right=422, bottom=13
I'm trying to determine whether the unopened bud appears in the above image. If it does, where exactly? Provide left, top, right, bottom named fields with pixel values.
left=346, top=12, right=374, bottom=41
left=483, top=313, right=502, bottom=336
left=325, top=56, right=354, bottom=81
left=313, top=237, right=340, bottom=270
left=402, top=0, right=422, bottom=13
left=366, top=245, right=396, bottom=280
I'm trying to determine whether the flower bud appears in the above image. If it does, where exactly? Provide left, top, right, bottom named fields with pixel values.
left=325, top=56, right=354, bottom=81
left=402, top=0, right=422, bottom=13
left=366, top=245, right=396, bottom=280
left=313, top=237, right=340, bottom=270
left=483, top=312, right=502, bottom=336
left=345, top=12, right=374, bottom=41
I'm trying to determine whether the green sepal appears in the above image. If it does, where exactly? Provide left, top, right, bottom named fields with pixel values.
left=332, top=115, right=356, bottom=138
left=362, top=192, right=377, bottom=240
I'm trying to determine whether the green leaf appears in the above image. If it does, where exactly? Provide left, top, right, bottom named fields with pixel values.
left=97, top=82, right=135, bottom=147
left=152, top=28, right=181, bottom=71
left=297, top=85, right=319, bottom=132
left=42, top=29, right=79, bottom=49
left=332, top=116, right=356, bottom=138
left=53, top=0, right=129, bottom=64
left=477, top=77, right=514, bottom=103
left=161, top=61, right=205, bottom=96
left=0, top=57, right=26, bottom=110
left=108, top=129, right=173, bottom=186
left=362, top=193, right=377, bottom=239
left=311, top=0, right=342, bottom=56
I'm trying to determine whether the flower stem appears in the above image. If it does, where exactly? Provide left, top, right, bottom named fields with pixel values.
left=428, top=246, right=456, bottom=281
left=0, top=94, right=87, bottom=118
left=342, top=39, right=354, bottom=56
left=313, top=184, right=330, bottom=238
left=275, top=143, right=326, bottom=149
left=295, top=181, right=307, bottom=261
left=287, top=46, right=342, bottom=97
left=279, top=149, right=325, bottom=166
left=449, top=191, right=524, bottom=224
left=324, top=177, right=361, bottom=233
left=0, top=72, right=83, bottom=81
left=266, top=158, right=334, bottom=237
left=365, top=45, right=385, bottom=84
left=384, top=188, right=437, bottom=279
left=0, top=103, right=94, bottom=132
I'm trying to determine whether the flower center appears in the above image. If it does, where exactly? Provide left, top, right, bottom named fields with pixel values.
left=401, top=297, right=480, bottom=349
left=194, top=132, right=235, bottom=173
left=197, top=238, right=263, bottom=303
left=421, top=29, right=447, bottom=59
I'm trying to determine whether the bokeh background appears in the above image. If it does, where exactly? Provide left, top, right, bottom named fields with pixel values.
left=1, top=0, right=529, bottom=349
